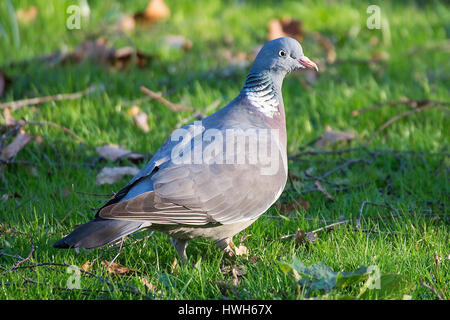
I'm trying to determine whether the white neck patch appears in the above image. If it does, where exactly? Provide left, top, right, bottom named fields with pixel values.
left=244, top=90, right=280, bottom=118
left=242, top=74, right=280, bottom=118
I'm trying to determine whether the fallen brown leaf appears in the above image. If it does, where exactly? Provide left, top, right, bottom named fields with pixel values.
left=294, top=229, right=318, bottom=245
left=80, top=260, right=91, bottom=272
left=315, top=126, right=356, bottom=148
left=144, top=0, right=170, bottom=21
left=127, top=105, right=150, bottom=132
left=135, top=0, right=170, bottom=25
left=96, top=144, right=145, bottom=162
left=3, top=108, right=20, bottom=127
left=95, top=166, right=140, bottom=185
left=171, top=257, right=179, bottom=274
left=101, top=260, right=135, bottom=275
left=1, top=129, right=33, bottom=161
left=16, top=6, right=39, bottom=24
left=234, top=245, right=248, bottom=256
left=110, top=47, right=153, bottom=70
left=268, top=18, right=303, bottom=42
left=276, top=197, right=310, bottom=215
left=62, top=38, right=153, bottom=70
left=141, top=277, right=159, bottom=293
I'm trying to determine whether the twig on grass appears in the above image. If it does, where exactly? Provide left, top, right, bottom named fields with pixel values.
left=273, top=200, right=437, bottom=242
left=0, top=84, right=103, bottom=111
left=107, top=237, right=125, bottom=270
left=140, top=86, right=192, bottom=111
left=419, top=279, right=445, bottom=300
left=352, top=98, right=450, bottom=116
left=288, top=147, right=364, bottom=160
left=0, top=235, right=34, bottom=276
left=0, top=121, right=84, bottom=155
left=91, top=231, right=154, bottom=265
left=2, top=261, right=152, bottom=299
left=368, top=104, right=448, bottom=142
left=317, top=158, right=370, bottom=181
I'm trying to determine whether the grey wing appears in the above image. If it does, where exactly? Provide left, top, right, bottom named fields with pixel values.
left=99, top=161, right=286, bottom=225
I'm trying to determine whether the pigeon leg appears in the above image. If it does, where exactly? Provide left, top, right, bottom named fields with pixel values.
left=215, top=237, right=236, bottom=257
left=171, top=237, right=188, bottom=263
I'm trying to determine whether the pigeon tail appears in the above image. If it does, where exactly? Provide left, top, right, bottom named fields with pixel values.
left=53, top=217, right=143, bottom=249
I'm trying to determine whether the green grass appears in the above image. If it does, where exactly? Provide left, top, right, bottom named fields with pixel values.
left=0, top=0, right=449, bottom=299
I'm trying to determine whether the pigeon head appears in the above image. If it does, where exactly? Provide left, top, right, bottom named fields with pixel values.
left=249, top=37, right=318, bottom=75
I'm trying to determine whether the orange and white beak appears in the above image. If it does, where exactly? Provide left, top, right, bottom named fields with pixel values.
left=299, top=56, right=319, bottom=71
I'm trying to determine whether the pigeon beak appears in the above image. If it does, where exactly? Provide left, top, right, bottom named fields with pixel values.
left=299, top=56, right=319, bottom=72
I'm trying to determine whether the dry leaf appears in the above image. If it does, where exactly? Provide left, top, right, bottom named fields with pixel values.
left=66, top=38, right=109, bottom=65
left=110, top=47, right=153, bottom=69
left=315, top=126, right=355, bottom=148
left=234, top=245, right=248, bottom=256
left=277, top=197, right=310, bottom=215
left=164, top=35, right=192, bottom=51
left=80, top=260, right=91, bottom=272
left=63, top=39, right=153, bottom=70
left=95, top=166, right=140, bottom=185
left=171, top=257, right=178, bottom=273
left=144, top=0, right=170, bottom=21
left=96, top=144, right=145, bottom=162
left=133, top=112, right=150, bottom=132
left=16, top=6, right=39, bottom=24
left=3, top=108, right=19, bottom=127
left=101, top=260, right=135, bottom=275
left=268, top=18, right=303, bottom=42
left=127, top=106, right=150, bottom=132
left=294, top=229, right=318, bottom=245
left=1, top=130, right=33, bottom=161
left=141, top=277, right=159, bottom=293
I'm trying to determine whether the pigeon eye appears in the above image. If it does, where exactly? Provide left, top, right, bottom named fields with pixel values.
left=278, top=50, right=286, bottom=57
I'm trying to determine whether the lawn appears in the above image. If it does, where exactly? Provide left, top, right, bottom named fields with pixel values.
left=0, top=0, right=448, bottom=300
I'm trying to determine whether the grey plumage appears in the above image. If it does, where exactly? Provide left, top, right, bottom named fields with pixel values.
left=53, top=37, right=318, bottom=260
